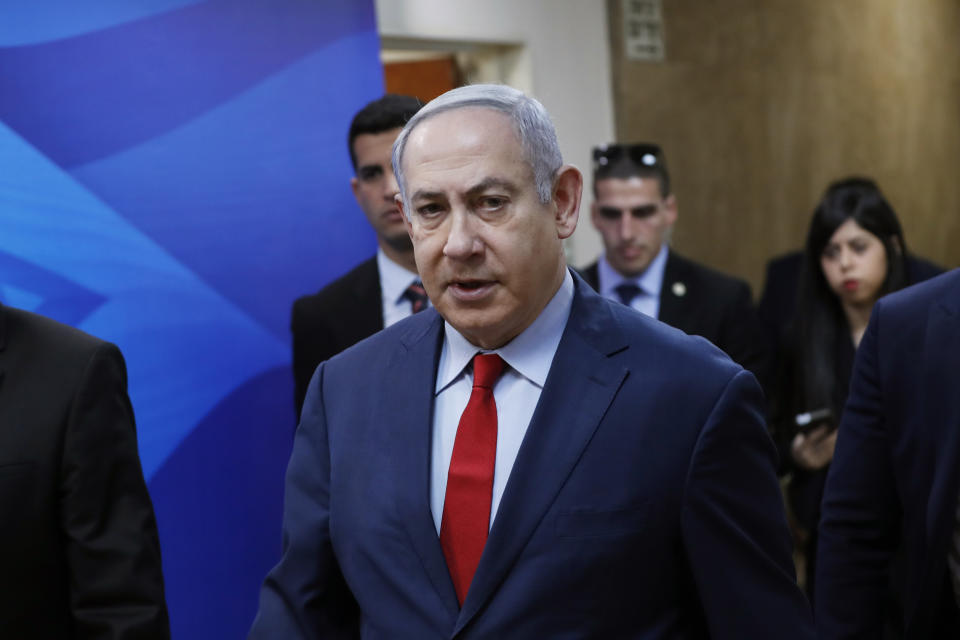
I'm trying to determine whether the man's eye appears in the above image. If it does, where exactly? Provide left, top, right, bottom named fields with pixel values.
left=417, top=203, right=443, bottom=217
left=630, top=206, right=657, bottom=219
left=358, top=167, right=383, bottom=181
left=480, top=196, right=506, bottom=210
left=597, top=207, right=622, bottom=220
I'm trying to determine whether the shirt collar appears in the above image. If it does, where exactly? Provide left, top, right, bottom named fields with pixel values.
left=435, top=269, right=575, bottom=394
left=377, top=248, right=420, bottom=305
left=598, top=243, right=669, bottom=298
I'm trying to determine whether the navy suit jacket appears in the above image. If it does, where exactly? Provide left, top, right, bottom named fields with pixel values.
left=251, top=272, right=813, bottom=639
left=817, top=268, right=960, bottom=638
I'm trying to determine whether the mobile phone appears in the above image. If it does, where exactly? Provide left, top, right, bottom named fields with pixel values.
left=794, top=407, right=836, bottom=435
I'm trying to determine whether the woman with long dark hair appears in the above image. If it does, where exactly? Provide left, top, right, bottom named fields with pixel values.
left=772, top=176, right=909, bottom=598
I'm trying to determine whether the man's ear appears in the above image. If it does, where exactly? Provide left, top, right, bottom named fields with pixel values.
left=552, top=165, right=583, bottom=239
left=350, top=176, right=361, bottom=203
left=663, top=193, right=678, bottom=227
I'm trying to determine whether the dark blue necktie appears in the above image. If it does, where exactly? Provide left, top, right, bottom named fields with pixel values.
left=614, top=282, right=642, bottom=307
left=403, top=281, right=429, bottom=313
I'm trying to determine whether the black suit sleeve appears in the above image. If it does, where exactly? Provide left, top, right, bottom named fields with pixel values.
left=815, top=305, right=900, bottom=638
left=292, top=298, right=334, bottom=418
left=60, top=343, right=170, bottom=639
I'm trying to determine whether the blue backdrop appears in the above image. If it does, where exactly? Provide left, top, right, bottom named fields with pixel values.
left=0, top=1, right=382, bottom=636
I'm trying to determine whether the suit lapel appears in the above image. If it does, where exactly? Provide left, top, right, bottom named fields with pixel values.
left=657, top=251, right=686, bottom=326
left=915, top=291, right=960, bottom=617
left=453, top=279, right=629, bottom=635
left=356, top=258, right=385, bottom=333
left=387, top=311, right=461, bottom=619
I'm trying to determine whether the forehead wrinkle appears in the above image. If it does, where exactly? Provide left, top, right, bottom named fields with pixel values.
left=405, top=108, right=527, bottom=165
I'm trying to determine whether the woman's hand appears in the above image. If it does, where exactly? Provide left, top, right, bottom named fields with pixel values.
left=791, top=425, right=838, bottom=470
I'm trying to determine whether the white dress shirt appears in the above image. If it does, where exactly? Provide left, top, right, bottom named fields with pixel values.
left=377, top=248, right=427, bottom=327
left=430, top=270, right=574, bottom=534
left=597, top=243, right=668, bottom=319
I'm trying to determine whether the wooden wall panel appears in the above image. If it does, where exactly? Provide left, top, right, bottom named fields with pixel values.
left=384, top=57, right=460, bottom=103
left=607, top=0, right=960, bottom=292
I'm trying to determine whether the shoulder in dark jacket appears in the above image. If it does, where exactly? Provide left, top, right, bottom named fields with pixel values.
left=290, top=256, right=383, bottom=416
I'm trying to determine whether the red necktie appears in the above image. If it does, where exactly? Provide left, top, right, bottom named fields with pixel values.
left=440, top=353, right=506, bottom=606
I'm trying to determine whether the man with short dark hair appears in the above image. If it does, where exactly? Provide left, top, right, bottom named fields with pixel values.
left=291, top=94, right=423, bottom=415
left=580, top=143, right=769, bottom=384
left=0, top=302, right=169, bottom=639
left=251, top=85, right=813, bottom=638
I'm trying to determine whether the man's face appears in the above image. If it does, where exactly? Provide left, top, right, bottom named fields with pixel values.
left=398, top=108, right=580, bottom=349
left=590, top=176, right=677, bottom=277
left=351, top=127, right=411, bottom=254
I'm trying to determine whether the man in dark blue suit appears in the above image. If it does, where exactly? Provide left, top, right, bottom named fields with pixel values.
left=817, top=268, right=960, bottom=638
left=250, top=84, right=813, bottom=638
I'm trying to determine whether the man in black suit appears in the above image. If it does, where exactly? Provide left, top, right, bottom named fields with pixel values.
left=0, top=303, right=168, bottom=639
left=579, top=143, right=768, bottom=383
left=291, top=94, right=423, bottom=415
left=817, top=268, right=960, bottom=637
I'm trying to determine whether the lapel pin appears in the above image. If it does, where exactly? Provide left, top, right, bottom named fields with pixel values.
left=672, top=281, right=687, bottom=297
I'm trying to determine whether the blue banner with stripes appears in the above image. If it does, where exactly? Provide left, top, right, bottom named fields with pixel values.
left=0, top=1, right=382, bottom=636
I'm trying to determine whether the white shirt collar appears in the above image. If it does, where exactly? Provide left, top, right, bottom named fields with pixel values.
left=598, top=243, right=669, bottom=298
left=435, top=269, right=575, bottom=393
left=377, top=248, right=420, bottom=305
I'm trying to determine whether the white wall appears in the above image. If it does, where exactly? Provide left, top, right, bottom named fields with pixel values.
left=375, top=0, right=613, bottom=266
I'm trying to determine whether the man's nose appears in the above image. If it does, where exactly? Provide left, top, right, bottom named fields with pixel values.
left=443, top=210, right=482, bottom=259
left=619, top=212, right=637, bottom=241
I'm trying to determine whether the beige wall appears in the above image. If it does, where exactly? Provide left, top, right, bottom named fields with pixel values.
left=607, top=0, right=960, bottom=292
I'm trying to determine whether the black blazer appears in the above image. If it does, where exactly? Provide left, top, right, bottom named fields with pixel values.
left=0, top=304, right=168, bottom=639
left=758, top=249, right=944, bottom=348
left=817, top=268, right=960, bottom=637
left=580, top=251, right=770, bottom=386
left=291, top=257, right=383, bottom=416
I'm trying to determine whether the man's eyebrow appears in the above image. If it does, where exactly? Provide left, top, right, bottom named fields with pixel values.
left=465, top=178, right=519, bottom=197
left=410, top=188, right=446, bottom=202
left=410, top=178, right=518, bottom=203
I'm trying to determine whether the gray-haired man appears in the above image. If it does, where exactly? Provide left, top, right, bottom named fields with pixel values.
left=251, top=84, right=812, bottom=639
